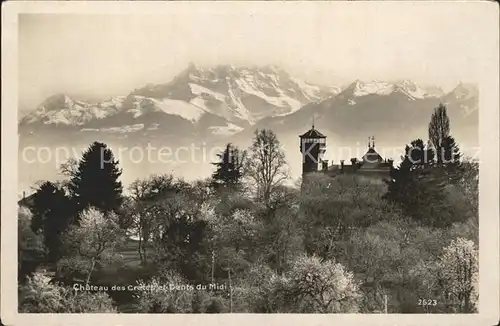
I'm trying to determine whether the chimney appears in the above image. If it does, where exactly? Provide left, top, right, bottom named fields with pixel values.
left=340, top=160, right=345, bottom=170
left=23, top=191, right=26, bottom=199
left=388, top=159, right=394, bottom=168
left=350, top=158, right=357, bottom=165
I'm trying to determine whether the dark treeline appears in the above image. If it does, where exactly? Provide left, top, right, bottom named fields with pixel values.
left=18, top=104, right=478, bottom=313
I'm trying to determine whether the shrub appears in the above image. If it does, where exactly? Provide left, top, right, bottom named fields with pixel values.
left=19, top=272, right=116, bottom=313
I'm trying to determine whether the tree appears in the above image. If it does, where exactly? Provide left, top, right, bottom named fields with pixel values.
left=128, top=174, right=202, bottom=266
left=59, top=157, right=79, bottom=178
left=29, top=181, right=74, bottom=263
left=204, top=207, right=263, bottom=281
left=19, top=272, right=116, bottom=313
left=428, top=104, right=461, bottom=168
left=300, top=173, right=397, bottom=259
left=235, top=262, right=289, bottom=313
left=60, top=208, right=125, bottom=284
left=440, top=135, right=463, bottom=184
left=438, top=237, right=478, bottom=312
left=69, top=142, right=123, bottom=216
left=384, top=139, right=456, bottom=228
left=134, top=270, right=194, bottom=313
left=345, top=218, right=448, bottom=313
left=246, top=129, right=289, bottom=206
left=211, top=143, right=246, bottom=192
left=283, top=255, right=361, bottom=313
left=128, top=178, right=153, bottom=263
left=147, top=191, right=211, bottom=283
left=428, top=103, right=450, bottom=164
left=18, top=209, right=46, bottom=281
left=257, top=185, right=303, bottom=273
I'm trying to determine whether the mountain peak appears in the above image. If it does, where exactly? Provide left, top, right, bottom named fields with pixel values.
left=340, top=79, right=443, bottom=100
left=21, top=64, right=339, bottom=129
left=38, top=93, right=73, bottom=112
left=448, top=82, right=478, bottom=101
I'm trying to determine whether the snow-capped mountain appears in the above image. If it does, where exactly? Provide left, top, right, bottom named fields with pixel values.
left=338, top=79, right=445, bottom=101
left=441, top=82, right=479, bottom=116
left=18, top=72, right=479, bottom=199
left=447, top=82, right=478, bottom=101
left=241, top=80, right=478, bottom=150
left=20, top=94, right=123, bottom=126
left=130, top=63, right=339, bottom=124
left=19, top=64, right=339, bottom=137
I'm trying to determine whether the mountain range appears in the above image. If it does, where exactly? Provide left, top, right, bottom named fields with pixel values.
left=18, top=64, right=479, bottom=192
left=19, top=64, right=339, bottom=139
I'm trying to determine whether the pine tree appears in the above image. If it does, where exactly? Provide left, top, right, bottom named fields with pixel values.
left=69, top=142, right=123, bottom=216
left=211, top=143, right=246, bottom=192
left=384, top=139, right=452, bottom=227
left=441, top=135, right=462, bottom=183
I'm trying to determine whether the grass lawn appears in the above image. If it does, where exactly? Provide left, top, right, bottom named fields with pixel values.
left=93, top=237, right=158, bottom=312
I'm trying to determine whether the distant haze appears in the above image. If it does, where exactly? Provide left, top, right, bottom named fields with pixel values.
left=19, top=4, right=486, bottom=110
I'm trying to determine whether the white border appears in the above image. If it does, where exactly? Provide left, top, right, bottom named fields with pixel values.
left=2, top=1, right=499, bottom=325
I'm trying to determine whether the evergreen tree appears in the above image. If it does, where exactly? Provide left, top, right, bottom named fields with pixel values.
left=30, top=181, right=74, bottom=263
left=211, top=143, right=246, bottom=192
left=440, top=135, right=463, bottom=183
left=69, top=142, right=123, bottom=216
left=384, top=139, right=453, bottom=228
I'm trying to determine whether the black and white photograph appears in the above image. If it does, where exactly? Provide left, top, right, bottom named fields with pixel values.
left=2, top=1, right=499, bottom=325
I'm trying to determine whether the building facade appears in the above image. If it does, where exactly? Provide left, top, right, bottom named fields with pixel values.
left=299, top=125, right=393, bottom=180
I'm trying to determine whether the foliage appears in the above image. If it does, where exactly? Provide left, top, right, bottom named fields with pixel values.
left=384, top=139, right=464, bottom=228
left=147, top=192, right=211, bottom=283
left=134, top=270, right=194, bottom=313
left=68, top=141, right=123, bottom=215
left=300, top=173, right=398, bottom=259
left=438, top=237, right=478, bottom=312
left=344, top=218, right=446, bottom=312
left=18, top=209, right=46, bottom=280
left=428, top=104, right=461, bottom=168
left=29, top=181, right=74, bottom=263
left=19, top=272, right=116, bottom=313
left=455, top=159, right=479, bottom=217
left=284, top=255, right=361, bottom=313
left=211, top=143, right=247, bottom=192
left=235, top=262, right=289, bottom=313
left=19, top=102, right=480, bottom=314
left=428, top=103, right=450, bottom=162
left=60, top=207, right=126, bottom=283
left=238, top=255, right=360, bottom=313
left=246, top=129, right=289, bottom=206
left=127, top=174, right=194, bottom=264
left=257, top=185, right=303, bottom=273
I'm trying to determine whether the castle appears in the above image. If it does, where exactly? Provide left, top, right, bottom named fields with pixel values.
left=299, top=124, right=394, bottom=180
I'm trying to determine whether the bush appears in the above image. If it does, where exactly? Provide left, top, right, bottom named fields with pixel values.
left=134, top=270, right=194, bottom=313
left=19, top=272, right=116, bottom=313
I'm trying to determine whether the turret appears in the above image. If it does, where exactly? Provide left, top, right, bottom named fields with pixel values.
left=299, top=122, right=326, bottom=175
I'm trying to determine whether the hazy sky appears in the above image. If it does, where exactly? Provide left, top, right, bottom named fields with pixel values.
left=19, top=3, right=488, bottom=110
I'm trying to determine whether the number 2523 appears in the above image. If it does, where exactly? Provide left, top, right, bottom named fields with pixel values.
left=418, top=299, right=437, bottom=306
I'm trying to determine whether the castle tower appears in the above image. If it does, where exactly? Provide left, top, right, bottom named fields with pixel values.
left=299, top=122, right=326, bottom=175
left=362, top=136, right=383, bottom=164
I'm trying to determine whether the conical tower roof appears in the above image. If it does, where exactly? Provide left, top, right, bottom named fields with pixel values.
left=300, top=127, right=326, bottom=138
